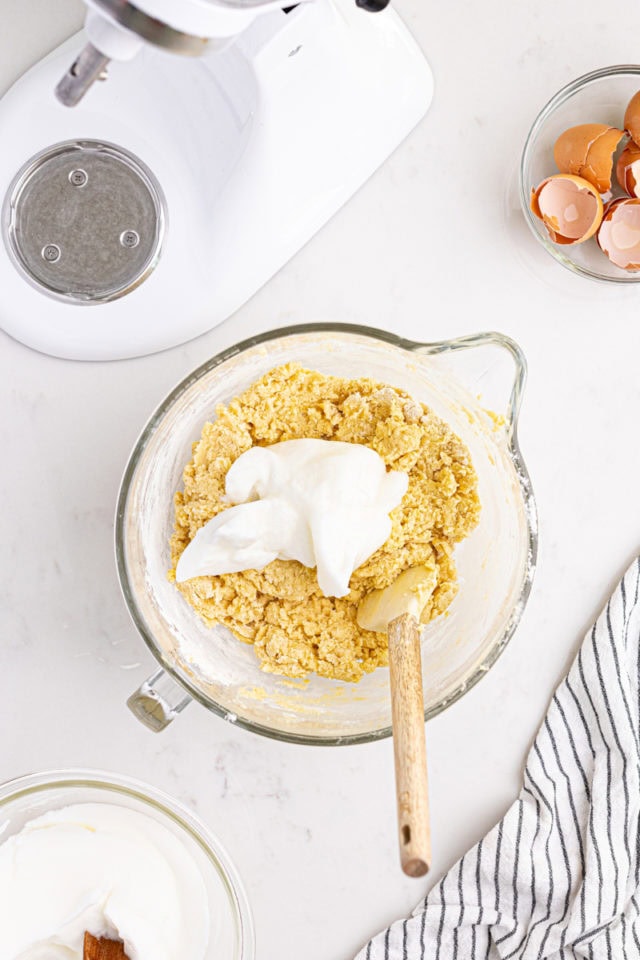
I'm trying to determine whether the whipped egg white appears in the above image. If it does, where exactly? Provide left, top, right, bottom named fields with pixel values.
left=1, top=803, right=209, bottom=960
left=175, top=438, right=408, bottom=597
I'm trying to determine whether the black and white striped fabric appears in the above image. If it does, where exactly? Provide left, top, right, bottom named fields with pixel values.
left=357, top=557, right=640, bottom=959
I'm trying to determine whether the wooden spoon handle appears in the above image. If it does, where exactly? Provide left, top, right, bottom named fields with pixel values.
left=388, top=612, right=431, bottom=877
left=84, top=933, right=129, bottom=960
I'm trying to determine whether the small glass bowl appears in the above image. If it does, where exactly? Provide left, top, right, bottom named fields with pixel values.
left=0, top=769, right=254, bottom=960
left=520, top=64, right=640, bottom=283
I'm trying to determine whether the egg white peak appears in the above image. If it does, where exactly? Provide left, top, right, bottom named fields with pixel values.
left=176, top=439, right=408, bottom=598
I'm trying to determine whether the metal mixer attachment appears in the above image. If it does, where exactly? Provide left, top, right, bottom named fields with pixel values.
left=3, top=140, right=166, bottom=304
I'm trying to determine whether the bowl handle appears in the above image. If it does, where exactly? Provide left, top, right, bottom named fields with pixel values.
left=409, top=331, right=527, bottom=441
left=127, top=668, right=192, bottom=732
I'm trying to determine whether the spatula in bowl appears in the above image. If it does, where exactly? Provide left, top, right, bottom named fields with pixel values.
left=83, top=933, right=128, bottom=960
left=358, top=566, right=436, bottom=877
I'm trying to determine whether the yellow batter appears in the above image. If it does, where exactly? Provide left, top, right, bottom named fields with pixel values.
left=170, top=364, right=480, bottom=682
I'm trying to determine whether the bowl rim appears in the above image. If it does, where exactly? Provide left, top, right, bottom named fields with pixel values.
left=519, top=63, right=640, bottom=284
left=115, top=322, right=538, bottom=746
left=0, top=767, right=255, bottom=960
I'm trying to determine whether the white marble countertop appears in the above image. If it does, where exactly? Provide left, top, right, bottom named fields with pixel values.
left=3, top=1, right=640, bottom=957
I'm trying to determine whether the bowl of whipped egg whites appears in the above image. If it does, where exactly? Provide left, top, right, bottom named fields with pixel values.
left=0, top=769, right=255, bottom=960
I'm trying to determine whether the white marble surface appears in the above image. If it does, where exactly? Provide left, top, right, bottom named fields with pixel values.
left=2, top=1, right=640, bottom=957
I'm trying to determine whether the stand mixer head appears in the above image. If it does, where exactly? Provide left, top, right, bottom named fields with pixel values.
left=0, top=0, right=431, bottom=359
left=55, top=0, right=390, bottom=106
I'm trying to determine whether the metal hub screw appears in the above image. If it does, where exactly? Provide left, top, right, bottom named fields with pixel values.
left=42, top=243, right=61, bottom=263
left=69, top=168, right=88, bottom=187
left=120, top=229, right=140, bottom=249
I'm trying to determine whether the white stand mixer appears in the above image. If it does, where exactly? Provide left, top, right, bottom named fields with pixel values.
left=0, top=0, right=432, bottom=360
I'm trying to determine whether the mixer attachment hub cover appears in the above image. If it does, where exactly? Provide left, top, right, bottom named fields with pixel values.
left=3, top=140, right=166, bottom=304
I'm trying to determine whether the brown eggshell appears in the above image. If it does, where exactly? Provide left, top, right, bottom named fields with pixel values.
left=624, top=90, right=640, bottom=147
left=616, top=142, right=640, bottom=197
left=554, top=123, right=626, bottom=194
left=530, top=173, right=603, bottom=245
left=597, top=197, right=640, bottom=270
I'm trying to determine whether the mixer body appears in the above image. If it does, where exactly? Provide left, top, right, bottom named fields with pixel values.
left=0, top=0, right=432, bottom=359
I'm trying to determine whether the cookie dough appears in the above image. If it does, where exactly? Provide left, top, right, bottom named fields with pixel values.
left=170, top=364, right=480, bottom=682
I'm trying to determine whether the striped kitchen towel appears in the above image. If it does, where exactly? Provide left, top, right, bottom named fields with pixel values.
left=357, top=557, right=640, bottom=959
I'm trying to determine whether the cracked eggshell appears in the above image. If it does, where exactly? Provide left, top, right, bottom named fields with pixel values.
left=553, top=123, right=626, bottom=195
left=597, top=197, right=640, bottom=270
left=616, top=142, right=640, bottom=197
left=624, top=90, right=640, bottom=147
left=530, top=174, right=603, bottom=245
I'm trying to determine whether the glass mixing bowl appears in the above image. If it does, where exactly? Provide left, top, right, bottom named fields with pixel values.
left=0, top=769, right=254, bottom=960
left=116, top=324, right=537, bottom=745
left=520, top=65, right=640, bottom=283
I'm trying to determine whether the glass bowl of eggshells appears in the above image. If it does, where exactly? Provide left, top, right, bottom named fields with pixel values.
left=0, top=769, right=254, bottom=960
left=116, top=324, right=537, bottom=746
left=521, top=64, right=640, bottom=281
